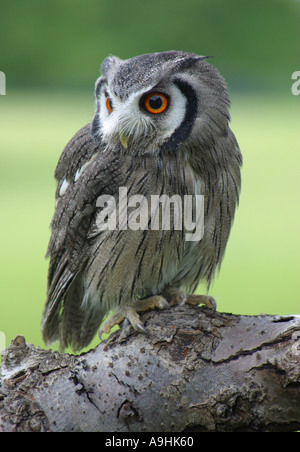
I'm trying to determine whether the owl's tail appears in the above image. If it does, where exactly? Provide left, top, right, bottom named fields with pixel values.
left=58, top=278, right=105, bottom=352
left=42, top=271, right=105, bottom=352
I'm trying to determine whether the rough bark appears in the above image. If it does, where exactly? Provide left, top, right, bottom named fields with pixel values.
left=0, top=305, right=300, bottom=432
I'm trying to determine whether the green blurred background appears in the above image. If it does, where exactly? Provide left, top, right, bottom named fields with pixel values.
left=0, top=0, right=299, bottom=354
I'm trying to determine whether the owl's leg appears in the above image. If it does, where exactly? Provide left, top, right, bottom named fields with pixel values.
left=163, top=287, right=217, bottom=312
left=99, top=295, right=169, bottom=339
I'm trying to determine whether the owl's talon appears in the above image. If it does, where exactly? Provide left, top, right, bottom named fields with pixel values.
left=135, top=322, right=147, bottom=334
left=156, top=297, right=170, bottom=310
left=99, top=311, right=127, bottom=340
left=125, top=308, right=145, bottom=333
left=99, top=323, right=114, bottom=340
left=206, top=296, right=217, bottom=312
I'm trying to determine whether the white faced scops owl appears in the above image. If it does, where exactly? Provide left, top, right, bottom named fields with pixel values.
left=41, top=51, right=242, bottom=351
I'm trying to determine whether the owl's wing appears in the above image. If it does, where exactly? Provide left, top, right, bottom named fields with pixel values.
left=42, top=124, right=121, bottom=344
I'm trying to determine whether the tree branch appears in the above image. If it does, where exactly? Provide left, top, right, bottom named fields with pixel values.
left=1, top=305, right=300, bottom=432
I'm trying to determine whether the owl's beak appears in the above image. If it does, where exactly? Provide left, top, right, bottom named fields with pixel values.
left=119, top=131, right=128, bottom=149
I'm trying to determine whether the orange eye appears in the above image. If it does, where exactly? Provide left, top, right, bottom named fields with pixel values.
left=144, top=92, right=168, bottom=114
left=106, top=96, right=113, bottom=113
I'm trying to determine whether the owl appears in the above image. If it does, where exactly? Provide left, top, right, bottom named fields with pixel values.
left=41, top=51, right=242, bottom=351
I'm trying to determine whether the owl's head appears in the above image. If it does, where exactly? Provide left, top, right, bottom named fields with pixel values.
left=92, top=51, right=230, bottom=155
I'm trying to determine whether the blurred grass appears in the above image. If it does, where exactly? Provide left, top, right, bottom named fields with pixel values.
left=1, top=0, right=299, bottom=92
left=0, top=89, right=299, bottom=355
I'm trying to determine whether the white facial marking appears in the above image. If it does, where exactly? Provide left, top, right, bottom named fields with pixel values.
left=98, top=83, right=187, bottom=144
left=99, top=85, right=154, bottom=142
left=159, top=84, right=186, bottom=141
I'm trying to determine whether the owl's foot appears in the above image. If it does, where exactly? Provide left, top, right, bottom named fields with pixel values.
left=185, top=293, right=217, bottom=311
left=99, top=295, right=169, bottom=339
left=164, top=289, right=217, bottom=312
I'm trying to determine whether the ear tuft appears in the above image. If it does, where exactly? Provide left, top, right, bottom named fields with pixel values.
left=175, top=55, right=211, bottom=71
